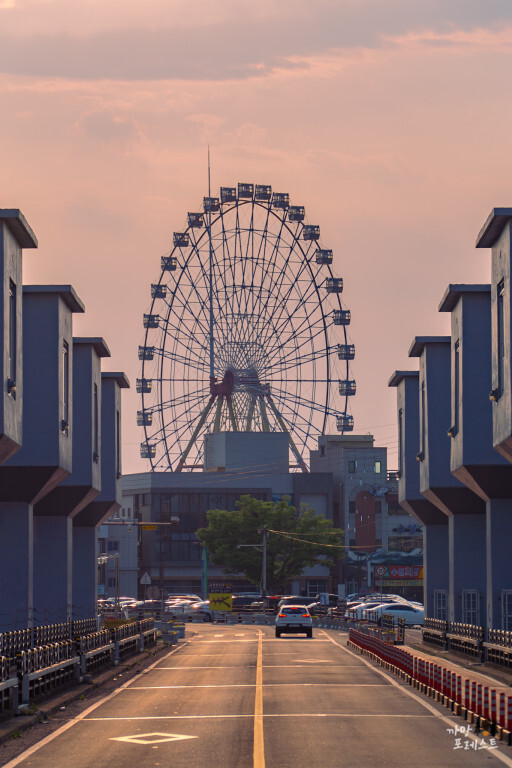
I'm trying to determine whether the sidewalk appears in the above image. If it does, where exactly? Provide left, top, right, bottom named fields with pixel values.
left=403, top=632, right=512, bottom=691
left=0, top=636, right=190, bottom=752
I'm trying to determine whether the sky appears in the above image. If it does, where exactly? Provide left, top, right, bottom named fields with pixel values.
left=2, top=0, right=512, bottom=474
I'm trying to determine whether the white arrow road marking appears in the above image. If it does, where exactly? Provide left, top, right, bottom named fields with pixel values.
left=293, top=659, right=330, bottom=663
left=111, top=732, right=197, bottom=744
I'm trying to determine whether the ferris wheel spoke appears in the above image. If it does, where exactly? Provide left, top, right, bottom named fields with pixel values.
left=257, top=225, right=313, bottom=344
left=262, top=255, right=325, bottom=351
left=265, top=322, right=330, bottom=370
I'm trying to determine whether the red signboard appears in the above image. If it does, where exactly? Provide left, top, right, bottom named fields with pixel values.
left=374, top=565, right=423, bottom=579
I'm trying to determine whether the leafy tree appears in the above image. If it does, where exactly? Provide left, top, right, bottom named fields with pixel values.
left=196, top=495, right=343, bottom=594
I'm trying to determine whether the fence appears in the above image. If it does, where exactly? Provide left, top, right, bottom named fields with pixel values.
left=348, top=627, right=512, bottom=744
left=0, top=617, right=159, bottom=713
left=422, top=618, right=512, bottom=666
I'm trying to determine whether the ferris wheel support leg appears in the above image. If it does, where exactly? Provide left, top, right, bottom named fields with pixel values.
left=245, top=397, right=257, bottom=431
left=226, top=396, right=239, bottom=432
left=176, top=396, right=217, bottom=472
left=213, top=397, right=223, bottom=432
left=265, top=395, right=309, bottom=473
left=258, top=397, right=271, bottom=432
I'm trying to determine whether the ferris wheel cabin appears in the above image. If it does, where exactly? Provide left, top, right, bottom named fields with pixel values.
left=255, top=185, right=272, bottom=200
left=187, top=212, right=204, bottom=228
left=272, top=192, right=289, bottom=209
left=151, top=284, right=166, bottom=299
left=138, top=346, right=154, bottom=361
left=140, top=442, right=156, bottom=459
left=333, top=309, right=351, bottom=325
left=220, top=187, right=237, bottom=204
left=137, top=410, right=152, bottom=426
left=136, top=378, right=152, bottom=394
left=315, top=249, right=333, bottom=265
left=161, top=256, right=177, bottom=271
left=143, top=314, right=159, bottom=329
left=173, top=232, right=189, bottom=247
left=303, top=225, right=320, bottom=241
left=337, top=344, right=355, bottom=360
left=336, top=414, right=354, bottom=432
left=238, top=183, right=254, bottom=199
left=339, top=379, right=356, bottom=396
left=326, top=277, right=343, bottom=294
left=203, top=197, right=220, bottom=212
left=288, top=206, right=305, bottom=222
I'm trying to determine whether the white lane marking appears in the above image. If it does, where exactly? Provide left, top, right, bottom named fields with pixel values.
left=1, top=642, right=189, bottom=768
left=111, top=732, right=197, bottom=744
left=86, top=713, right=439, bottom=721
left=128, top=683, right=389, bottom=689
left=156, top=665, right=350, bottom=669
left=323, top=631, right=512, bottom=768
left=157, top=666, right=257, bottom=670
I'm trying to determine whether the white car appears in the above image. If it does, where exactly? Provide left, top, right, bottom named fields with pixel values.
left=275, top=605, right=313, bottom=638
left=366, top=602, right=424, bottom=626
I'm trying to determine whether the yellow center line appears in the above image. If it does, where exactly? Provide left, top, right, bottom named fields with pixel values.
left=254, top=629, right=265, bottom=768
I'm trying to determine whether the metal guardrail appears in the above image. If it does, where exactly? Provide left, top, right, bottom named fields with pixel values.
left=0, top=618, right=159, bottom=713
left=422, top=618, right=512, bottom=666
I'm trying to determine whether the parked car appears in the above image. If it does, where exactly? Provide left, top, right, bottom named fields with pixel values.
left=365, top=602, right=425, bottom=626
left=277, top=596, right=318, bottom=611
left=275, top=605, right=313, bottom=638
left=188, top=600, right=213, bottom=621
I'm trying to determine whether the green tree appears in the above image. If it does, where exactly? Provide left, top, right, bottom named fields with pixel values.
left=196, top=495, right=343, bottom=594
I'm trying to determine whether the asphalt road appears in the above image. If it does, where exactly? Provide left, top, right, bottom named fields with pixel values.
left=4, top=625, right=512, bottom=768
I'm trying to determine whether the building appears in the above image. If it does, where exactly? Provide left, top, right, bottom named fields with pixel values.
left=102, top=432, right=335, bottom=599
left=0, top=208, right=129, bottom=630
left=310, top=434, right=423, bottom=600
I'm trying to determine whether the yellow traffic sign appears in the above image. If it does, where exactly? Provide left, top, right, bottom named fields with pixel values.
left=209, top=593, right=232, bottom=611
left=142, top=524, right=158, bottom=531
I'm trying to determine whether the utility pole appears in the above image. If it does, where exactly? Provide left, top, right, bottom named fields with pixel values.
left=261, top=527, right=268, bottom=598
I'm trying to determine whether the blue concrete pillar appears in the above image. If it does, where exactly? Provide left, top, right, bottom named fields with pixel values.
left=449, top=514, right=486, bottom=623
left=0, top=502, right=33, bottom=630
left=72, top=526, right=98, bottom=619
left=421, top=524, right=449, bottom=618
left=486, top=498, right=512, bottom=628
left=33, top=516, right=72, bottom=625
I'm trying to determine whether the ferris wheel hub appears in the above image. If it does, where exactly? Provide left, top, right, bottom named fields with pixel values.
left=209, top=370, right=235, bottom=397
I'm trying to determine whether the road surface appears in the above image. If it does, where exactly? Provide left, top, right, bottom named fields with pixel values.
left=4, top=624, right=512, bottom=767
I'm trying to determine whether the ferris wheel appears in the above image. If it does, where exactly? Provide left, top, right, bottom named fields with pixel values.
left=137, top=182, right=355, bottom=472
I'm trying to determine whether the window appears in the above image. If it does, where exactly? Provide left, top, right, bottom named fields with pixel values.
left=420, top=381, right=426, bottom=459
left=433, top=589, right=448, bottom=620
left=93, top=383, right=99, bottom=461
left=8, top=279, right=16, bottom=395
left=374, top=461, right=381, bottom=474
left=497, top=279, right=505, bottom=399
left=107, top=540, right=119, bottom=552
left=398, top=407, right=403, bottom=477
left=116, top=409, right=121, bottom=478
left=462, top=589, right=480, bottom=626
left=107, top=577, right=117, bottom=588
left=307, top=580, right=327, bottom=597
left=502, top=590, right=512, bottom=631
left=452, top=339, right=460, bottom=435
left=348, top=460, right=356, bottom=474
left=62, top=340, right=70, bottom=434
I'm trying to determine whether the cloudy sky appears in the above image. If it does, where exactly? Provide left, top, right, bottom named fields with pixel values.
left=2, top=0, right=512, bottom=473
